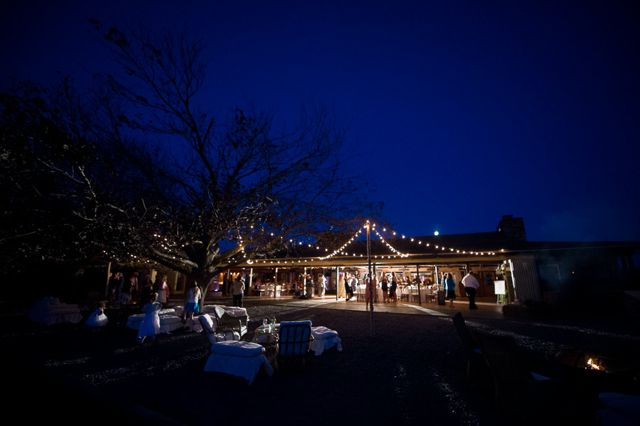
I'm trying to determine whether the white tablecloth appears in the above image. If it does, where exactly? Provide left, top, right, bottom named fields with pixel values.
left=205, top=341, right=272, bottom=384
left=28, top=297, right=83, bottom=326
left=310, top=326, right=343, bottom=356
left=126, top=313, right=200, bottom=333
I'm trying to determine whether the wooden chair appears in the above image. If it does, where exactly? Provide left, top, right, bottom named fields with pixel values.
left=276, top=320, right=313, bottom=370
left=208, top=305, right=248, bottom=337
left=451, top=312, right=489, bottom=385
left=200, top=314, right=272, bottom=383
left=474, top=331, right=598, bottom=425
left=198, top=313, right=226, bottom=345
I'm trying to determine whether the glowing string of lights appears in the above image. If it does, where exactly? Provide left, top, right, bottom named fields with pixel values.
left=372, top=228, right=409, bottom=258
left=216, top=219, right=505, bottom=266
left=375, top=225, right=500, bottom=256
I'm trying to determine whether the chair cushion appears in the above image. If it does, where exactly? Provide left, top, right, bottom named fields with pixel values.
left=212, top=341, right=265, bottom=357
left=310, top=326, right=343, bottom=356
left=311, top=326, right=338, bottom=339
left=199, top=314, right=215, bottom=332
left=201, top=305, right=227, bottom=320
left=280, top=320, right=313, bottom=328
left=223, top=306, right=248, bottom=318
left=279, top=320, right=312, bottom=357
left=223, top=330, right=241, bottom=341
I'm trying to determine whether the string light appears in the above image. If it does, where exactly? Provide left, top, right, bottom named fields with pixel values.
left=373, top=229, right=409, bottom=258
left=318, top=226, right=365, bottom=260
left=141, top=219, right=500, bottom=268
left=375, top=224, right=497, bottom=256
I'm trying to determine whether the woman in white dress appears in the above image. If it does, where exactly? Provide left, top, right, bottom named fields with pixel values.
left=157, top=276, right=170, bottom=306
left=85, top=302, right=108, bottom=328
left=138, top=292, right=161, bottom=343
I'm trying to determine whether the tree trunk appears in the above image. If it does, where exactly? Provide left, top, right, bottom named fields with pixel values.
left=191, top=269, right=216, bottom=307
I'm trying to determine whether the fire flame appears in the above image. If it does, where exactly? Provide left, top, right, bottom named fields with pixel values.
left=586, top=357, right=603, bottom=371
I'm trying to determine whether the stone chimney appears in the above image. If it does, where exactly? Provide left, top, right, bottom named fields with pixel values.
left=497, top=215, right=526, bottom=241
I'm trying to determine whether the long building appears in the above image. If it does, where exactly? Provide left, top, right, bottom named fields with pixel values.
left=229, top=215, right=640, bottom=313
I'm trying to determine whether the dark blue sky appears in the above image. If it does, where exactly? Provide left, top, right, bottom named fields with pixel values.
left=2, top=0, right=639, bottom=241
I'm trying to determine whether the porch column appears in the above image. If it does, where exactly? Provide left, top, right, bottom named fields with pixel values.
left=303, top=267, right=307, bottom=296
left=274, top=267, right=278, bottom=298
left=105, top=261, right=112, bottom=298
left=416, top=264, right=421, bottom=305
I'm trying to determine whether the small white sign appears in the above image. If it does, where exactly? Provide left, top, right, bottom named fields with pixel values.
left=494, top=280, right=506, bottom=295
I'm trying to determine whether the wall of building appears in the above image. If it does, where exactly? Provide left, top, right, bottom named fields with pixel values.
left=510, top=254, right=542, bottom=302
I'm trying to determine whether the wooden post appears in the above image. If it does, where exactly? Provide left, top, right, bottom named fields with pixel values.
left=416, top=264, right=421, bottom=305
left=303, top=267, right=307, bottom=296
left=105, top=261, right=112, bottom=298
left=373, top=263, right=377, bottom=304
left=366, top=221, right=374, bottom=335
left=274, top=267, right=278, bottom=298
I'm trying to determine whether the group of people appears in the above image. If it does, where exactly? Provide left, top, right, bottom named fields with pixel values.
left=342, top=270, right=481, bottom=309
left=343, top=272, right=399, bottom=303
left=379, top=273, right=398, bottom=303
left=107, top=271, right=170, bottom=307
left=440, top=270, right=480, bottom=309
left=141, top=280, right=203, bottom=344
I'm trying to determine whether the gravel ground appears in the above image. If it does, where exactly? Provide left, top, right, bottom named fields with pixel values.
left=3, top=298, right=638, bottom=425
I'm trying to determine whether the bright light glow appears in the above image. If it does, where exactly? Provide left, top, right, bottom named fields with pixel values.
left=586, top=358, right=603, bottom=371
left=434, top=230, right=440, bottom=236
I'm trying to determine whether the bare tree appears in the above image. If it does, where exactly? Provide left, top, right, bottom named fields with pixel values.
left=0, top=24, right=375, bottom=300
left=96, top=24, right=370, bottom=301
left=0, top=80, right=144, bottom=271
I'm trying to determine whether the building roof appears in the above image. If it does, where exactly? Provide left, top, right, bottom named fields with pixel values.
left=238, top=216, right=640, bottom=268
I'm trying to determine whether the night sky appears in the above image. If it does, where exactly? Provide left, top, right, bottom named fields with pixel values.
left=2, top=0, right=639, bottom=242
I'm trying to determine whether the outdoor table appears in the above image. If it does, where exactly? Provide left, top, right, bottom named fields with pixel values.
left=253, top=323, right=280, bottom=365
left=204, top=340, right=273, bottom=384
left=261, top=284, right=281, bottom=298
left=28, top=297, right=83, bottom=326
left=126, top=310, right=197, bottom=334
left=198, top=304, right=248, bottom=319
left=310, top=326, right=343, bottom=356
left=254, top=322, right=280, bottom=339
left=355, top=285, right=366, bottom=302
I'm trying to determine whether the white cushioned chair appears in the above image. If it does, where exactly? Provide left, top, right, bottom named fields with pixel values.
left=310, top=326, right=343, bottom=356
left=202, top=305, right=249, bottom=337
left=198, top=314, right=227, bottom=344
left=204, top=340, right=273, bottom=384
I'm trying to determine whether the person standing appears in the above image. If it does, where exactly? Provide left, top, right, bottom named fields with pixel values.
left=319, top=274, right=328, bottom=297
left=461, top=270, right=480, bottom=310
left=344, top=272, right=354, bottom=301
left=107, top=272, right=120, bottom=303
left=119, top=272, right=135, bottom=305
left=85, top=301, right=108, bottom=328
left=183, top=281, right=202, bottom=324
left=157, top=275, right=170, bottom=307
left=139, top=275, right=154, bottom=305
left=389, top=272, right=398, bottom=303
left=138, top=292, right=161, bottom=343
left=443, top=272, right=456, bottom=307
left=381, top=274, right=389, bottom=303
left=232, top=276, right=245, bottom=307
